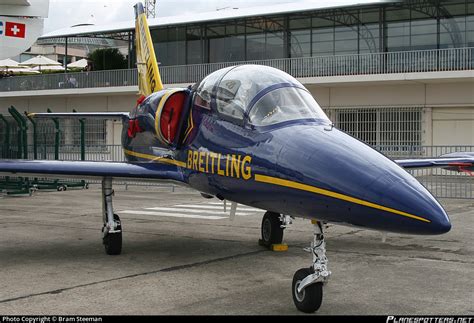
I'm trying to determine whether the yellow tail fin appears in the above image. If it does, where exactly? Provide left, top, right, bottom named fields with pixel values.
left=134, top=2, right=164, bottom=96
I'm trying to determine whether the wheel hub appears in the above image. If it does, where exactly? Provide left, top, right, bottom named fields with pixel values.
left=294, top=280, right=305, bottom=302
left=262, top=219, right=272, bottom=242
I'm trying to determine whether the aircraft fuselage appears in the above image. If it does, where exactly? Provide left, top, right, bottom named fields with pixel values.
left=123, top=92, right=451, bottom=236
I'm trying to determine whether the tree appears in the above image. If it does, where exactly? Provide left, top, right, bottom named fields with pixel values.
left=87, top=48, right=127, bottom=71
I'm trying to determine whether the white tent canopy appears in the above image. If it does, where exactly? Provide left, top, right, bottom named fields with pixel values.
left=0, top=58, right=20, bottom=68
left=67, top=58, right=88, bottom=69
left=31, top=65, right=65, bottom=72
left=19, top=55, right=61, bottom=67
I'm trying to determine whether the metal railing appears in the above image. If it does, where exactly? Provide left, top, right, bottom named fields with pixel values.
left=0, top=144, right=473, bottom=199
left=1, top=47, right=473, bottom=92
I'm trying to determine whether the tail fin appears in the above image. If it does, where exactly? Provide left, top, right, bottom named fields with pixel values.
left=134, top=2, right=164, bottom=96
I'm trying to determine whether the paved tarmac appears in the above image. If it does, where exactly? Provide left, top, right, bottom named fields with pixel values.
left=0, top=184, right=472, bottom=315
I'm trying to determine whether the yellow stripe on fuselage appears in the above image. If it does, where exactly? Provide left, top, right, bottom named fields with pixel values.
left=182, top=108, right=194, bottom=143
left=124, top=149, right=186, bottom=168
left=254, top=174, right=431, bottom=223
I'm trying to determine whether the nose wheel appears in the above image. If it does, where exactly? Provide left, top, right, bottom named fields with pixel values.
left=292, top=268, right=323, bottom=313
left=291, top=221, right=331, bottom=313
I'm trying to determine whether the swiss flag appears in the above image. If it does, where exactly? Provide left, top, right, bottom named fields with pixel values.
left=5, top=22, right=26, bottom=38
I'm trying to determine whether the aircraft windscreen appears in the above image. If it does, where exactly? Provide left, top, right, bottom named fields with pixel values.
left=216, top=65, right=298, bottom=113
left=248, top=87, right=329, bottom=126
left=193, top=65, right=329, bottom=125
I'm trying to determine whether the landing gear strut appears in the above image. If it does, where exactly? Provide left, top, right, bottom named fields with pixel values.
left=101, top=177, right=122, bottom=255
left=292, top=221, right=331, bottom=313
left=260, top=211, right=291, bottom=247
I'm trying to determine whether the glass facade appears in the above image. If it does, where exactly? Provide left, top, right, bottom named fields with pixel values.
left=148, top=0, right=473, bottom=66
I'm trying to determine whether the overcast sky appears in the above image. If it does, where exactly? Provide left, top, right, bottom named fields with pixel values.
left=44, top=0, right=297, bottom=33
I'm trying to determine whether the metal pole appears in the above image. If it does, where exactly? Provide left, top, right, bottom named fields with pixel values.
left=8, top=110, right=22, bottom=158
left=47, top=109, right=60, bottom=160
left=128, top=31, right=132, bottom=69
left=9, top=106, right=28, bottom=159
left=73, top=109, right=85, bottom=161
left=0, top=114, right=10, bottom=158
left=25, top=112, right=38, bottom=159
left=64, top=36, right=68, bottom=73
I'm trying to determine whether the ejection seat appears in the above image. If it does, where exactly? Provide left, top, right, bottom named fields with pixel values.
left=154, top=90, right=191, bottom=148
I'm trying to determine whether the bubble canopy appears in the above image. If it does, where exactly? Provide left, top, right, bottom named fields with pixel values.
left=193, top=65, right=330, bottom=126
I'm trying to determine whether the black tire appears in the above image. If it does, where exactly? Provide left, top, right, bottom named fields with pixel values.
left=84, top=183, right=89, bottom=189
left=103, top=214, right=122, bottom=255
left=57, top=185, right=66, bottom=192
left=261, top=211, right=284, bottom=247
left=292, top=268, right=323, bottom=313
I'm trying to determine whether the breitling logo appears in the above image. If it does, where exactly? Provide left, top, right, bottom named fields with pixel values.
left=187, top=149, right=252, bottom=180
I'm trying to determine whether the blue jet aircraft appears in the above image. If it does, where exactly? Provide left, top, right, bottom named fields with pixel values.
left=1, top=3, right=474, bottom=313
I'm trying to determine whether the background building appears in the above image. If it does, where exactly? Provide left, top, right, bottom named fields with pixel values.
left=0, top=0, right=473, bottom=158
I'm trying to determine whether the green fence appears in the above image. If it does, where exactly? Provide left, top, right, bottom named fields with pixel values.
left=0, top=105, right=472, bottom=199
left=1, top=142, right=472, bottom=199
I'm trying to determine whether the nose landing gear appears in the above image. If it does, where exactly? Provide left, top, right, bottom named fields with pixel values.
left=292, top=221, right=331, bottom=313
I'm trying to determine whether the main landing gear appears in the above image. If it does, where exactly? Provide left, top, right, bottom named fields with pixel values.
left=101, top=177, right=122, bottom=255
left=259, top=211, right=292, bottom=248
left=292, top=221, right=331, bottom=313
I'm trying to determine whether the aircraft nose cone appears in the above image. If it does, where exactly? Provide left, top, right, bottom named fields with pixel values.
left=434, top=214, right=452, bottom=234
left=380, top=177, right=451, bottom=235
left=270, top=125, right=452, bottom=235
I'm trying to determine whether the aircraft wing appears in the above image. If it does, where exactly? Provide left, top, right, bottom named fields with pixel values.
left=396, top=152, right=474, bottom=174
left=0, top=160, right=184, bottom=182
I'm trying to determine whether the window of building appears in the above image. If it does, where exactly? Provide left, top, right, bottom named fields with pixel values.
left=144, top=1, right=474, bottom=69
left=289, top=17, right=311, bottom=58
left=153, top=27, right=186, bottom=66
left=208, top=23, right=246, bottom=62
left=467, top=1, right=474, bottom=47
left=186, top=26, right=203, bottom=64
left=266, top=17, right=286, bottom=59
left=208, top=24, right=227, bottom=63
left=331, top=107, right=422, bottom=155
left=440, top=16, right=466, bottom=49
left=225, top=22, right=246, bottom=62
left=411, top=8, right=438, bottom=51
left=312, top=16, right=334, bottom=56
left=468, top=15, right=474, bottom=47
left=385, top=8, right=411, bottom=52
left=246, top=17, right=285, bottom=60
left=246, top=18, right=266, bottom=60
left=334, top=10, right=359, bottom=55
left=359, top=8, right=381, bottom=53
